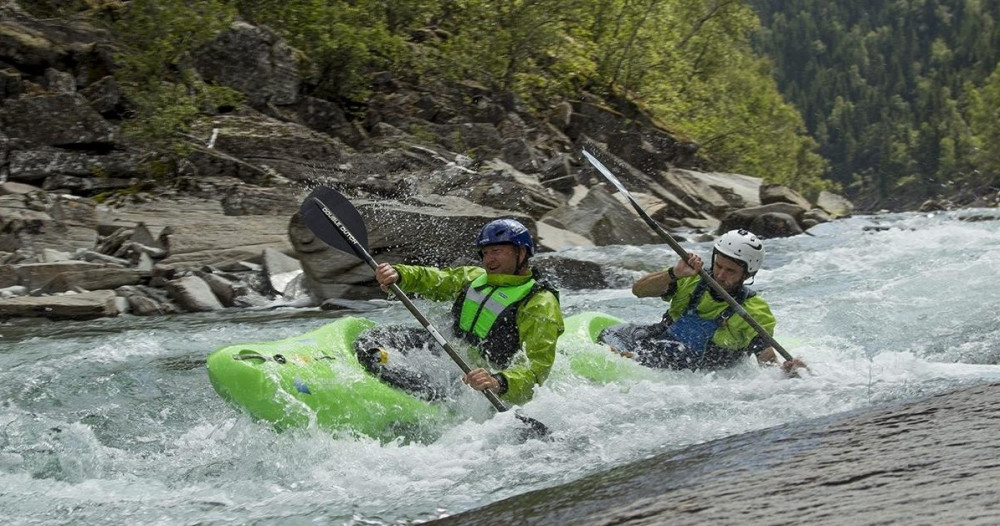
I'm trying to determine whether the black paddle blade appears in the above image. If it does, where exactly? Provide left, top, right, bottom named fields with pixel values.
left=515, top=412, right=550, bottom=441
left=299, top=186, right=369, bottom=255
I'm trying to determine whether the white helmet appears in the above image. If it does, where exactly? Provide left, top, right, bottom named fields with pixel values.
left=713, top=229, right=765, bottom=275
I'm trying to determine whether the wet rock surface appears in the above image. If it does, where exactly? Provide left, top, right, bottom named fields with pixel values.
left=437, top=382, right=1000, bottom=525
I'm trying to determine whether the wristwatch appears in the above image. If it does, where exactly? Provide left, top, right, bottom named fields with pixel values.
left=667, top=267, right=677, bottom=281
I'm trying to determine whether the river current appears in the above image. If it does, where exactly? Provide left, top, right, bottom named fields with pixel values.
left=2, top=209, right=999, bottom=525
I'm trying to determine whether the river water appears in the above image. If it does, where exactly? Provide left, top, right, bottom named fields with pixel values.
left=2, top=209, right=1000, bottom=525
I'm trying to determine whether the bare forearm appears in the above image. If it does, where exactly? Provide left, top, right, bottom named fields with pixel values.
left=632, top=270, right=673, bottom=297
left=634, top=255, right=700, bottom=298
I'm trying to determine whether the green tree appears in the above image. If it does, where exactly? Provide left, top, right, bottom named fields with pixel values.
left=114, top=0, right=240, bottom=143
left=751, top=0, right=1000, bottom=208
left=233, top=0, right=407, bottom=101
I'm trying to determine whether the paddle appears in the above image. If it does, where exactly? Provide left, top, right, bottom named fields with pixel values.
left=581, top=149, right=796, bottom=363
left=299, top=186, right=550, bottom=438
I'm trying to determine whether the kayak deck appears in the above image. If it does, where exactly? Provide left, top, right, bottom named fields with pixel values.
left=206, top=316, right=446, bottom=439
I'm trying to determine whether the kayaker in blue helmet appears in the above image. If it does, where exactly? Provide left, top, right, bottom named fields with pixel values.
left=600, top=229, right=806, bottom=375
left=357, top=218, right=564, bottom=405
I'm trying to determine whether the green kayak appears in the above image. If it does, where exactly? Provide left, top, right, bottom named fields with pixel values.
left=206, top=316, right=447, bottom=439
left=206, top=311, right=628, bottom=438
left=557, top=311, right=662, bottom=383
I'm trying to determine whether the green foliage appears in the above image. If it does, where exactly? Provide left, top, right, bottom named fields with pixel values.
left=115, top=0, right=235, bottom=84
left=120, top=73, right=242, bottom=148
left=396, top=0, right=828, bottom=191
left=67, top=0, right=838, bottom=194
left=965, top=67, right=1000, bottom=174
left=233, top=0, right=407, bottom=101
left=578, top=0, right=829, bottom=191
left=424, top=0, right=582, bottom=91
left=752, top=0, right=1000, bottom=208
left=114, top=0, right=238, bottom=145
left=16, top=0, right=97, bottom=17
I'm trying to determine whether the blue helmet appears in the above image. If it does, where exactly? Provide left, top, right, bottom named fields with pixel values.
left=475, top=219, right=534, bottom=256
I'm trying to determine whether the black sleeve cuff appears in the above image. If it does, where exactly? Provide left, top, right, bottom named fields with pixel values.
left=747, top=335, right=768, bottom=356
left=491, top=373, right=508, bottom=395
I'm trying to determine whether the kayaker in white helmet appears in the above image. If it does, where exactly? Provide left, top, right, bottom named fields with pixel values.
left=600, top=229, right=807, bottom=375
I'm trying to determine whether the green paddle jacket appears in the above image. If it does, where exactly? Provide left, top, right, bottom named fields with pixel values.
left=394, top=264, right=564, bottom=405
left=664, top=275, right=776, bottom=355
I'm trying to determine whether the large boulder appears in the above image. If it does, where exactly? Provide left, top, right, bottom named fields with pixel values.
left=719, top=202, right=808, bottom=238
left=0, top=192, right=98, bottom=255
left=816, top=190, right=855, bottom=218
left=431, top=159, right=566, bottom=218
left=289, top=194, right=533, bottom=300
left=187, top=114, right=355, bottom=183
left=0, top=93, right=117, bottom=146
left=541, top=185, right=661, bottom=246
left=0, top=289, right=119, bottom=320
left=760, top=183, right=812, bottom=210
left=193, top=21, right=302, bottom=107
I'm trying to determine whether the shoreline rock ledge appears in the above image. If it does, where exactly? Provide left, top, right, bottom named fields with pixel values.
left=434, top=382, right=1000, bottom=525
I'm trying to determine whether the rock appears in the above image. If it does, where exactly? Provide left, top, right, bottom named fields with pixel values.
left=759, top=182, right=812, bottom=210
left=536, top=221, right=594, bottom=251
left=186, top=115, right=354, bottom=183
left=749, top=212, right=804, bottom=238
left=38, top=266, right=145, bottom=294
left=262, top=247, right=302, bottom=296
left=718, top=202, right=809, bottom=237
left=0, top=289, right=119, bottom=320
left=96, top=194, right=295, bottom=270
left=193, top=21, right=302, bottom=108
left=0, top=192, right=99, bottom=255
left=0, top=182, right=41, bottom=195
left=919, top=199, right=951, bottom=212
left=659, top=168, right=741, bottom=218
left=0, top=264, right=17, bottom=287
left=289, top=194, right=534, bottom=300
left=289, top=96, right=368, bottom=148
left=542, top=185, right=661, bottom=246
left=432, top=159, right=565, bottom=218
left=538, top=153, right=578, bottom=193
left=164, top=275, right=225, bottom=312
left=7, top=147, right=141, bottom=185
left=816, top=190, right=855, bottom=218
left=79, top=75, right=121, bottom=115
left=0, top=93, right=117, bottom=146
left=116, top=285, right=179, bottom=316
left=14, top=261, right=110, bottom=291
left=533, top=256, right=608, bottom=290
left=220, top=184, right=303, bottom=216
left=193, top=270, right=241, bottom=307
left=434, top=382, right=1000, bottom=526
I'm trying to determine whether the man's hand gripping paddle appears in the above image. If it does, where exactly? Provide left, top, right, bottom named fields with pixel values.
left=299, top=186, right=551, bottom=438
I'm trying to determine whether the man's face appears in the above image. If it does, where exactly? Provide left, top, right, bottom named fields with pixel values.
left=480, top=244, right=523, bottom=275
left=712, top=253, right=748, bottom=291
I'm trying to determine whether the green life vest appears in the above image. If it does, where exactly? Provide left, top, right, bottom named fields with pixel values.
left=451, top=274, right=542, bottom=369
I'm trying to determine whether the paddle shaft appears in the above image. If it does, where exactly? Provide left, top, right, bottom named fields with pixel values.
left=309, top=197, right=511, bottom=412
left=582, top=151, right=793, bottom=361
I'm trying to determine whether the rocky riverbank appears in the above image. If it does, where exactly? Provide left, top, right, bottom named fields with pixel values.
left=1, top=3, right=860, bottom=321
left=435, top=381, right=1000, bottom=525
